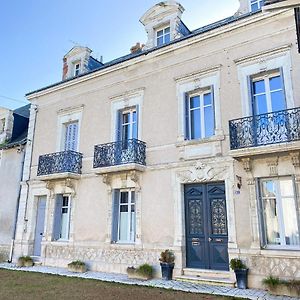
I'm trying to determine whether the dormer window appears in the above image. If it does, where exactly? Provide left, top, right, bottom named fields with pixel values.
left=156, top=26, right=171, bottom=46
left=250, top=0, right=264, bottom=12
left=74, top=62, right=81, bottom=76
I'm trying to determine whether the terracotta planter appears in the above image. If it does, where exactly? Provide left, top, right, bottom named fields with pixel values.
left=68, top=265, right=87, bottom=273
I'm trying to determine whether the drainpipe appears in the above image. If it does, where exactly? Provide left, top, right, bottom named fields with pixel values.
left=8, top=103, right=38, bottom=262
left=8, top=145, right=25, bottom=262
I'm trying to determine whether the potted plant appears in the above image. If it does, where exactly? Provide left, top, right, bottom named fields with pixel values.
left=17, top=256, right=33, bottom=267
left=127, top=264, right=153, bottom=280
left=230, top=258, right=248, bottom=289
left=67, top=260, right=87, bottom=273
left=159, top=249, right=175, bottom=280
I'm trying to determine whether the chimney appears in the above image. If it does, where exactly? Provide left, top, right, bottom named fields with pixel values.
left=130, top=42, right=144, bottom=54
left=62, top=57, right=68, bottom=80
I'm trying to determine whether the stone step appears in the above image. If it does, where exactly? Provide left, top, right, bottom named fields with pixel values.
left=175, top=275, right=236, bottom=287
left=183, top=268, right=232, bottom=279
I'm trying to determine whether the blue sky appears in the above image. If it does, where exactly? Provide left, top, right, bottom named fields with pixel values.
left=0, top=0, right=239, bottom=110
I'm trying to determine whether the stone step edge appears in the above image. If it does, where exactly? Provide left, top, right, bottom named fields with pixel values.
left=175, top=275, right=236, bottom=287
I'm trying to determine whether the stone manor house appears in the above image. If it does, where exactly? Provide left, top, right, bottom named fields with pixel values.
left=1, top=0, right=300, bottom=291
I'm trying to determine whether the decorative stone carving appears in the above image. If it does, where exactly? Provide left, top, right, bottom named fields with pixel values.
left=290, top=152, right=300, bottom=168
left=177, top=162, right=227, bottom=183
left=241, top=158, right=252, bottom=173
left=266, top=157, right=278, bottom=176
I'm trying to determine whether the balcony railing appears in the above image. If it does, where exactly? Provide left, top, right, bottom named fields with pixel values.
left=229, top=107, right=300, bottom=150
left=37, top=150, right=83, bottom=176
left=93, top=139, right=146, bottom=168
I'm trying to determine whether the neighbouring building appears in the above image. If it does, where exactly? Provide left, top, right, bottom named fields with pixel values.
left=11, top=0, right=300, bottom=292
left=0, top=104, right=30, bottom=261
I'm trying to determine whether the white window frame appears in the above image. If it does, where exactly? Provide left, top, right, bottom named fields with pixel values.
left=156, top=25, right=171, bottom=46
left=121, top=108, right=137, bottom=140
left=56, top=105, right=83, bottom=152
left=117, top=189, right=136, bottom=244
left=251, top=69, right=285, bottom=114
left=74, top=62, right=81, bottom=76
left=259, top=177, right=300, bottom=250
left=249, top=0, right=264, bottom=12
left=59, top=195, right=71, bottom=241
left=236, top=50, right=294, bottom=117
left=176, top=68, right=222, bottom=142
left=187, top=88, right=215, bottom=140
left=111, top=89, right=144, bottom=142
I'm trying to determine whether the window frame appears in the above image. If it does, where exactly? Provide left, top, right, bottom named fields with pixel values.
left=121, top=107, right=137, bottom=141
left=74, top=62, right=81, bottom=76
left=258, top=176, right=300, bottom=250
left=116, top=189, right=136, bottom=244
left=249, top=0, right=264, bottom=12
left=59, top=195, right=71, bottom=241
left=156, top=25, right=171, bottom=46
left=186, top=87, right=215, bottom=140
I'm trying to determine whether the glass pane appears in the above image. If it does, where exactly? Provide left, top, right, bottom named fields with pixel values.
left=157, top=30, right=163, bottom=37
left=269, top=75, right=282, bottom=91
left=62, top=197, right=69, bottom=207
left=251, top=3, right=259, bottom=11
left=254, top=95, right=268, bottom=114
left=132, top=122, right=138, bottom=139
left=281, top=197, right=300, bottom=245
left=122, top=113, right=129, bottom=124
left=132, top=111, right=137, bottom=122
left=61, top=213, right=69, bottom=240
left=261, top=181, right=276, bottom=198
left=130, top=211, right=136, bottom=242
left=131, top=191, right=135, bottom=204
left=119, top=212, right=128, bottom=241
left=122, top=124, right=129, bottom=141
left=280, top=179, right=294, bottom=197
left=190, top=108, right=201, bottom=139
left=253, top=80, right=265, bottom=95
left=157, top=36, right=163, bottom=46
left=263, top=198, right=281, bottom=245
left=204, top=106, right=214, bottom=137
left=204, top=93, right=212, bottom=106
left=164, top=33, right=170, bottom=44
left=120, top=205, right=128, bottom=212
left=271, top=91, right=285, bottom=112
left=120, top=192, right=128, bottom=204
left=164, top=27, right=170, bottom=34
left=190, top=96, right=200, bottom=109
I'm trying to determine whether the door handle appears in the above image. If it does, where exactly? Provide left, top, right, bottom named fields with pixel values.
left=208, top=238, right=212, bottom=242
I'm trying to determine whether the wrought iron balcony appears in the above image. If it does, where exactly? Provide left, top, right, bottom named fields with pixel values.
left=93, top=139, right=146, bottom=169
left=37, top=150, right=83, bottom=177
left=229, top=107, right=300, bottom=150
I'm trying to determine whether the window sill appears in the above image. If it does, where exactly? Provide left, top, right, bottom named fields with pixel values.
left=176, top=134, right=225, bottom=148
left=259, top=247, right=300, bottom=256
left=109, top=242, right=142, bottom=250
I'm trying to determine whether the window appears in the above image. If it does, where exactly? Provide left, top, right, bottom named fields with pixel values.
left=53, top=195, right=71, bottom=241
left=156, top=26, right=171, bottom=46
left=64, top=121, right=78, bottom=151
left=0, top=118, right=5, bottom=134
left=251, top=70, right=286, bottom=115
left=121, top=109, right=137, bottom=141
left=185, top=88, right=215, bottom=140
left=250, top=0, right=264, bottom=12
left=259, top=177, right=300, bottom=248
left=112, top=190, right=136, bottom=243
left=74, top=62, right=80, bottom=76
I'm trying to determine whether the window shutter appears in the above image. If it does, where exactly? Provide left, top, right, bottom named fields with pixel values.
left=255, top=178, right=267, bottom=248
left=111, top=190, right=120, bottom=243
left=53, top=195, right=63, bottom=241
left=64, top=122, right=78, bottom=151
left=210, top=85, right=216, bottom=132
left=115, top=110, right=122, bottom=142
left=247, top=75, right=255, bottom=115
left=135, top=105, right=139, bottom=140
left=184, top=93, right=190, bottom=140
left=279, top=67, right=287, bottom=109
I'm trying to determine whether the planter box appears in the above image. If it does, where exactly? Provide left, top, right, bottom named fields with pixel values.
left=127, top=269, right=152, bottom=280
left=68, top=265, right=87, bottom=273
left=268, top=286, right=300, bottom=298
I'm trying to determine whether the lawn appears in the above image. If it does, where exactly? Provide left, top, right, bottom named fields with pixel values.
left=0, top=269, right=229, bottom=300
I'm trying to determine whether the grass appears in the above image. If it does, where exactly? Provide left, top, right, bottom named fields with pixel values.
left=0, top=269, right=232, bottom=300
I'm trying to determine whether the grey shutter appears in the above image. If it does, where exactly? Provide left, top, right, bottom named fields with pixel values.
left=279, top=67, right=287, bottom=109
left=255, top=178, right=267, bottom=248
left=53, top=195, right=63, bottom=240
left=135, top=105, right=139, bottom=140
left=111, top=190, right=120, bottom=243
left=247, top=75, right=255, bottom=115
left=210, top=85, right=216, bottom=133
left=116, top=110, right=122, bottom=141
left=184, top=93, right=190, bottom=140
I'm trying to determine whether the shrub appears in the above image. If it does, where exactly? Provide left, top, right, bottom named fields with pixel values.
left=262, top=276, right=282, bottom=288
left=17, top=256, right=33, bottom=267
left=136, top=264, right=153, bottom=278
left=68, top=260, right=85, bottom=267
left=159, top=249, right=175, bottom=264
left=230, top=258, right=247, bottom=270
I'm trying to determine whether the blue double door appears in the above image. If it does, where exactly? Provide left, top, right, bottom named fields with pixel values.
left=185, top=183, right=229, bottom=271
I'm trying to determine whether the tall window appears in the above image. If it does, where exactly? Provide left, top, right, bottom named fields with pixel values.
left=250, top=0, right=264, bottom=12
left=64, top=121, right=78, bottom=151
left=259, top=177, right=300, bottom=248
left=156, top=26, right=170, bottom=46
left=74, top=63, right=80, bottom=76
left=251, top=70, right=286, bottom=115
left=121, top=109, right=137, bottom=141
left=185, top=88, right=215, bottom=140
left=53, top=195, right=71, bottom=241
left=112, top=190, right=136, bottom=243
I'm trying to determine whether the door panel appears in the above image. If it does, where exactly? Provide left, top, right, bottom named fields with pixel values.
left=33, top=197, right=46, bottom=256
left=185, top=183, right=229, bottom=271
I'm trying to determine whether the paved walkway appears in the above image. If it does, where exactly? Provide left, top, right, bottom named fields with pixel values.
left=0, top=263, right=297, bottom=300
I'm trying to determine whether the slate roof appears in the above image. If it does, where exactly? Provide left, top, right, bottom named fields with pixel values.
left=0, top=104, right=30, bottom=150
left=26, top=10, right=261, bottom=97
